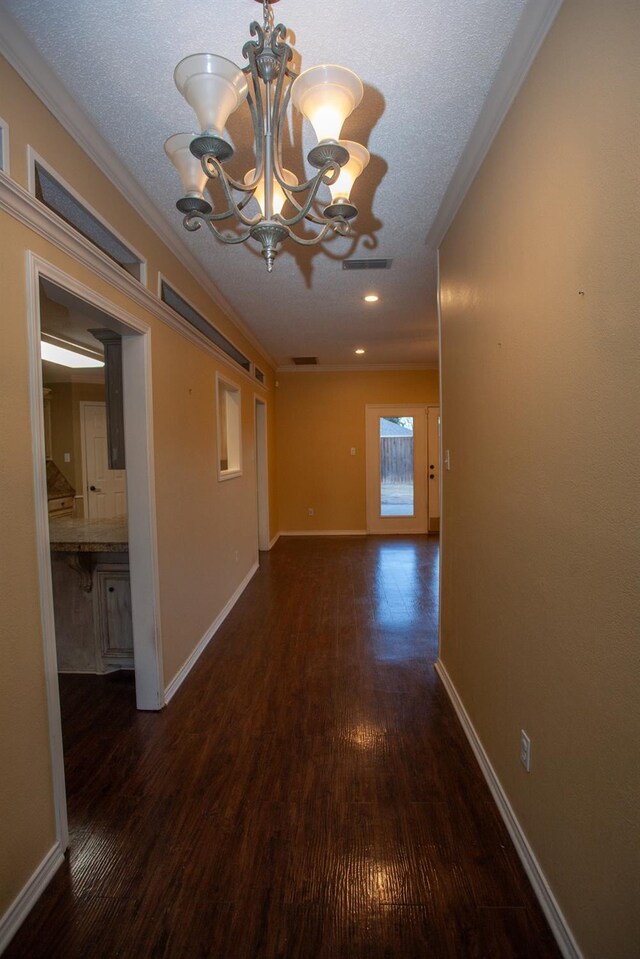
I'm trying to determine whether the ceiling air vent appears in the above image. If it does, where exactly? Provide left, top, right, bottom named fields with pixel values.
left=292, top=356, right=318, bottom=365
left=342, top=258, right=393, bottom=271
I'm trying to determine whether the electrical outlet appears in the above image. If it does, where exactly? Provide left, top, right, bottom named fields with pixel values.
left=520, top=730, right=531, bottom=772
left=350, top=447, right=356, bottom=456
left=308, top=507, right=315, bottom=516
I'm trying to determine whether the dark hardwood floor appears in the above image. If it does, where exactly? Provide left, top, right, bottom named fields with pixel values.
left=6, top=536, right=561, bottom=958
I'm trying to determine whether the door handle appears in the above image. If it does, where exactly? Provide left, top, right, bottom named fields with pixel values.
left=89, top=485, right=102, bottom=492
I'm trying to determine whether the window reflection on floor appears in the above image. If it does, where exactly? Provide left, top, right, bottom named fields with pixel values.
left=373, top=542, right=437, bottom=662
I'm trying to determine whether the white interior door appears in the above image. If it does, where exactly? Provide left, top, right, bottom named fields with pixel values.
left=81, top=402, right=127, bottom=519
left=427, top=406, right=441, bottom=533
left=365, top=405, right=428, bottom=534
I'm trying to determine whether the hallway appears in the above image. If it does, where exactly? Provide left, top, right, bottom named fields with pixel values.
left=7, top=536, right=560, bottom=958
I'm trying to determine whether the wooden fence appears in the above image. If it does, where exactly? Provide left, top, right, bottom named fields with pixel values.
left=380, top=436, right=413, bottom=483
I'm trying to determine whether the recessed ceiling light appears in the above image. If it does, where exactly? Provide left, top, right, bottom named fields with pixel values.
left=355, top=348, right=365, bottom=355
left=364, top=294, right=379, bottom=303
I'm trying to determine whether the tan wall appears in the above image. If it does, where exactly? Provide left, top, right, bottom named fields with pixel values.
left=0, top=54, right=276, bottom=924
left=0, top=222, right=58, bottom=931
left=276, top=370, right=439, bottom=532
left=439, top=1, right=640, bottom=956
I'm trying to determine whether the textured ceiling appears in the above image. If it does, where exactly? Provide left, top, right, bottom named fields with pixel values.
left=3, top=0, right=531, bottom=368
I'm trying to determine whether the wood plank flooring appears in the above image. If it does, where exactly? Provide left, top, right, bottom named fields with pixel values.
left=6, top=536, right=561, bottom=958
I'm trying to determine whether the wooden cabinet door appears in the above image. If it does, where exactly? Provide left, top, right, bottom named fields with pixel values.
left=94, top=565, right=134, bottom=664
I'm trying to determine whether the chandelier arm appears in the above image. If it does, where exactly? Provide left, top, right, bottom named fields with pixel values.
left=273, top=160, right=341, bottom=197
left=272, top=71, right=295, bottom=183
left=274, top=163, right=341, bottom=227
left=241, top=38, right=266, bottom=186
left=216, top=169, right=263, bottom=227
left=204, top=220, right=253, bottom=245
left=270, top=28, right=293, bottom=150
left=287, top=220, right=350, bottom=247
left=235, top=84, right=265, bottom=189
left=199, top=154, right=261, bottom=225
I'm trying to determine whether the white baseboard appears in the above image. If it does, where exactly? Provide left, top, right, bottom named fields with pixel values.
left=268, top=532, right=280, bottom=550
left=279, top=529, right=367, bottom=537
left=56, top=666, right=134, bottom=675
left=0, top=843, right=64, bottom=954
left=434, top=660, right=583, bottom=959
left=164, top=561, right=259, bottom=704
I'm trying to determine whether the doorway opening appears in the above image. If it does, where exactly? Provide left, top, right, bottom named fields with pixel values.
left=28, top=255, right=163, bottom=852
left=41, top=280, right=135, bottom=677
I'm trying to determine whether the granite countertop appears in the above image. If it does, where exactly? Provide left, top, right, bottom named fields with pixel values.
left=49, top=515, right=129, bottom=552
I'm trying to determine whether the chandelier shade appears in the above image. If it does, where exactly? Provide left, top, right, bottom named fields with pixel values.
left=325, top=140, right=370, bottom=219
left=166, top=1, right=368, bottom=272
left=174, top=54, right=249, bottom=142
left=291, top=65, right=364, bottom=145
left=164, top=133, right=213, bottom=214
left=244, top=168, right=299, bottom=218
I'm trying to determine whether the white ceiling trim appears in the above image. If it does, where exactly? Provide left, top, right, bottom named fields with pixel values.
left=426, top=0, right=565, bottom=249
left=276, top=364, right=438, bottom=374
left=0, top=4, right=276, bottom=370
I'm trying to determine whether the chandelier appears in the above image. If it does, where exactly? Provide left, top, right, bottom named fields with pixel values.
left=164, top=0, right=369, bottom=272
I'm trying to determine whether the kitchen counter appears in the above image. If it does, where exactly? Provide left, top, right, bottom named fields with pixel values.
left=49, top=515, right=133, bottom=672
left=49, top=515, right=128, bottom=552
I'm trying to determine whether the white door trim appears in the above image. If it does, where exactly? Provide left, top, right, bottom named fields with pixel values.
left=254, top=394, right=270, bottom=551
left=26, top=255, right=69, bottom=854
left=436, top=249, right=444, bottom=661
left=26, top=254, right=164, bottom=860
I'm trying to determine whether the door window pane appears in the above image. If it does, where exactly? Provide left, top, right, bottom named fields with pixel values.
left=379, top=417, right=414, bottom=516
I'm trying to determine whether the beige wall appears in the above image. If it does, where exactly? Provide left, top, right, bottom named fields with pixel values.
left=276, top=370, right=438, bottom=532
left=439, top=1, right=640, bottom=956
left=0, top=218, right=58, bottom=931
left=0, top=53, right=277, bottom=924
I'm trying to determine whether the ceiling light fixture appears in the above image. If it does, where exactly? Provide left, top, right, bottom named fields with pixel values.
left=41, top=340, right=105, bottom=370
left=165, top=0, right=369, bottom=272
left=364, top=294, right=379, bottom=303
left=355, top=348, right=365, bottom=355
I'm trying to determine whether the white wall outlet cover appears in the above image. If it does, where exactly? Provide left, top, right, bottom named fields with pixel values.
left=520, top=729, right=531, bottom=772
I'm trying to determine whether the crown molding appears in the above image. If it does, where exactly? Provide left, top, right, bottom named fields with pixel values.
left=0, top=5, right=276, bottom=370
left=0, top=171, right=268, bottom=391
left=276, top=363, right=438, bottom=374
left=426, top=0, right=565, bottom=250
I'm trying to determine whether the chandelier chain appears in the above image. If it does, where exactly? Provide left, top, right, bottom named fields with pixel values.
left=262, top=0, right=274, bottom=34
